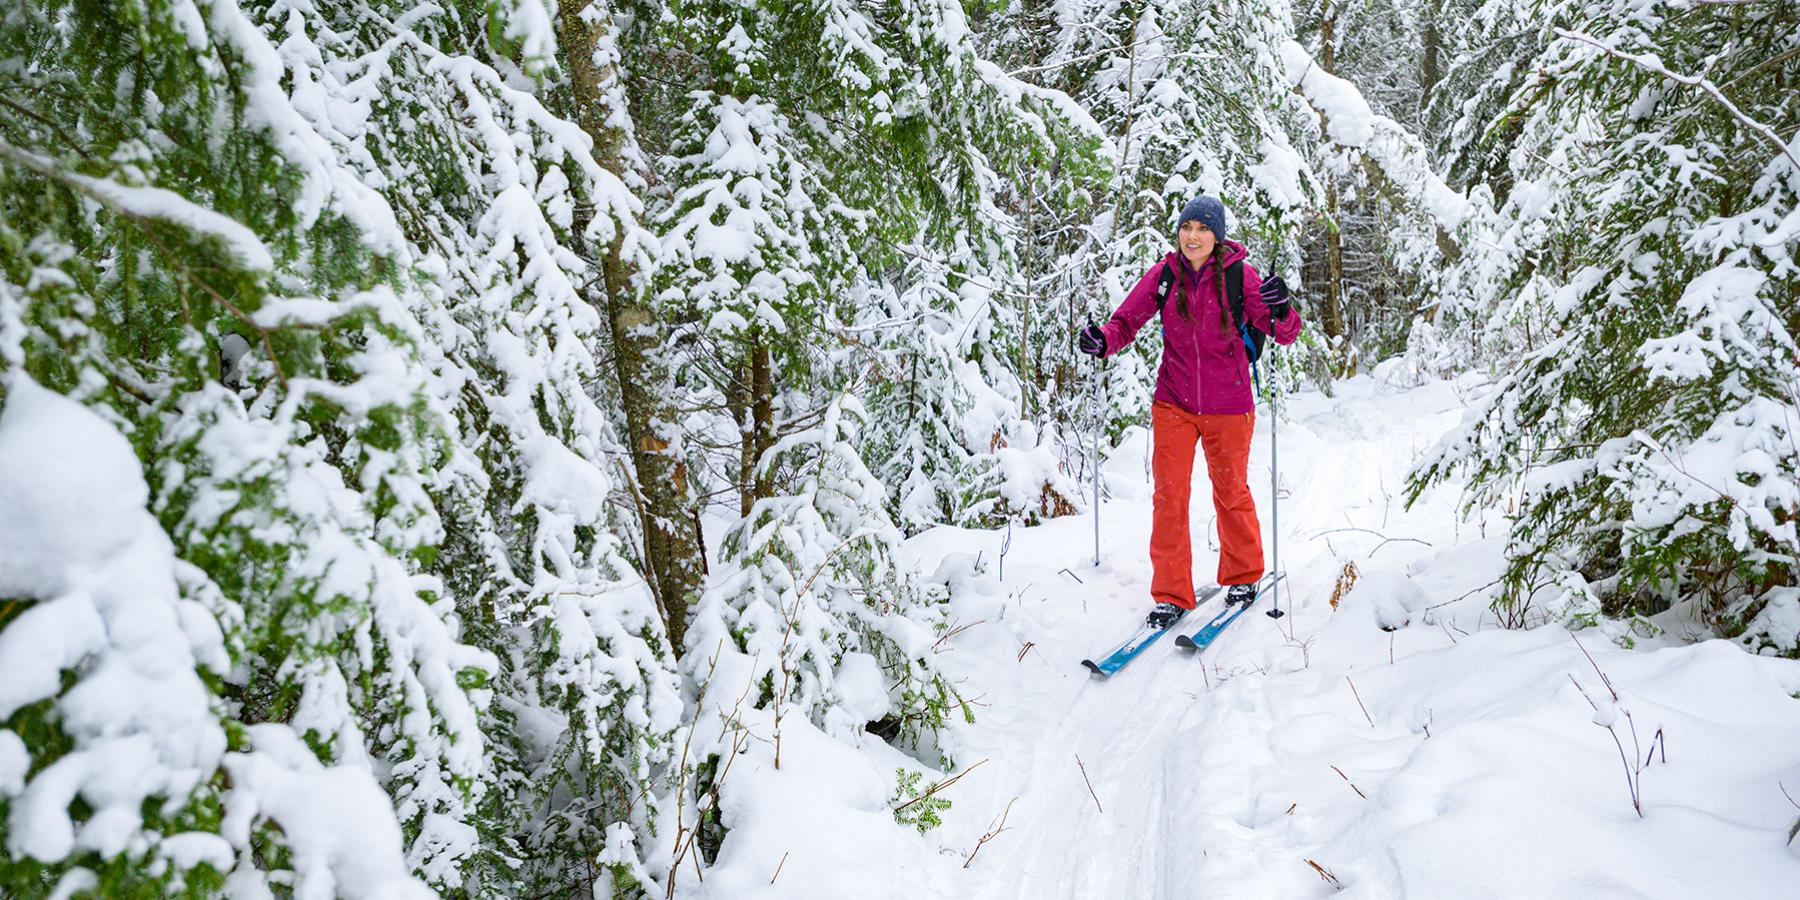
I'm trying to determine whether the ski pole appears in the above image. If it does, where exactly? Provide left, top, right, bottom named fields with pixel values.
left=1092, top=357, right=1102, bottom=567
left=1266, top=352, right=1285, bottom=620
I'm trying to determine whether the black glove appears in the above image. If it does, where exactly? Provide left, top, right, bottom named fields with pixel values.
left=1077, top=324, right=1107, bottom=357
left=1260, top=275, right=1292, bottom=321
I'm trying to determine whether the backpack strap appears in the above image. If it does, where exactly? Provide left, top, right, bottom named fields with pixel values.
left=1155, top=262, right=1176, bottom=316
left=1224, top=260, right=1246, bottom=330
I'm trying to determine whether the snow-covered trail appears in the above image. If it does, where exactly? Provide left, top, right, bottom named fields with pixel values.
left=905, top=372, right=1482, bottom=898
left=692, top=373, right=1800, bottom=900
left=901, top=372, right=1800, bottom=899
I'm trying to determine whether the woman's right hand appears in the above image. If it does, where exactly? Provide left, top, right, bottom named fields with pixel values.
left=1078, top=324, right=1107, bottom=357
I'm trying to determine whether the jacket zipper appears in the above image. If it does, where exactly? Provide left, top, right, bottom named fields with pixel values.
left=1191, top=265, right=1202, bottom=414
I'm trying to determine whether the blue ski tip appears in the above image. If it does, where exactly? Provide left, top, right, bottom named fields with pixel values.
left=1081, top=659, right=1106, bottom=677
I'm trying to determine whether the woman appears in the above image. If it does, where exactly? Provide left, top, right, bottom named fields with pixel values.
left=1077, top=196, right=1303, bottom=629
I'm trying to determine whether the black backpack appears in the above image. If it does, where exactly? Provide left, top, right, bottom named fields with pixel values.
left=1155, top=259, right=1268, bottom=364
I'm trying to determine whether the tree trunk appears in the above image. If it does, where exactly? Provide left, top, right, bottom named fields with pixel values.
left=1020, top=172, right=1034, bottom=419
left=1420, top=0, right=1443, bottom=128
left=1324, top=183, right=1347, bottom=352
left=557, top=1, right=706, bottom=653
left=1319, top=0, right=1348, bottom=367
left=748, top=334, right=775, bottom=508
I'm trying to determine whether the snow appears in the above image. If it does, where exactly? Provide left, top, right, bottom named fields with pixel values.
left=1250, top=135, right=1310, bottom=211
left=223, top=726, right=436, bottom=900
left=519, top=435, right=612, bottom=525
left=0, top=730, right=26, bottom=795
left=682, top=374, right=1800, bottom=898
left=832, top=651, right=893, bottom=723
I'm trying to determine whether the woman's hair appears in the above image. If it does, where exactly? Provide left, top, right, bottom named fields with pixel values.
left=1171, top=244, right=1234, bottom=330
left=1213, top=253, right=1230, bottom=330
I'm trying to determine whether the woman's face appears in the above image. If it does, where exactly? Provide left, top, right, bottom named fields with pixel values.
left=1178, top=220, right=1215, bottom=265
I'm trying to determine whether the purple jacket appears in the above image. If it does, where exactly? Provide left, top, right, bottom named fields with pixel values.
left=1098, top=240, right=1304, bottom=415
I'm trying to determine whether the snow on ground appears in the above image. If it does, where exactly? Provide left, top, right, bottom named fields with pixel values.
left=689, top=372, right=1800, bottom=899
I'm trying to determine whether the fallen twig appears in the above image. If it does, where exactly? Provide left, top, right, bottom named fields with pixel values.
left=1077, top=754, right=1103, bottom=812
left=1331, top=765, right=1367, bottom=800
left=963, top=797, right=1018, bottom=868
left=1423, top=576, right=1503, bottom=613
left=1309, top=526, right=1432, bottom=556
left=933, top=617, right=986, bottom=651
left=1346, top=676, right=1375, bottom=727
left=1306, top=858, right=1344, bottom=889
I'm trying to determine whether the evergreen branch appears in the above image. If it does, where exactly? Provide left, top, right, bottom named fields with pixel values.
left=1552, top=29, right=1800, bottom=175
left=1720, top=45, right=1800, bottom=97
left=134, top=229, right=291, bottom=392
left=0, top=136, right=274, bottom=271
left=0, top=96, right=93, bottom=164
left=890, top=758, right=988, bottom=815
left=1004, top=31, right=1163, bottom=79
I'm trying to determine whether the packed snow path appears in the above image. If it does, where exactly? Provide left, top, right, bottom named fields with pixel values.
left=693, top=373, right=1800, bottom=899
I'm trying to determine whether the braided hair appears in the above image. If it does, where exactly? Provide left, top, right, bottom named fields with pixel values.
left=1213, top=249, right=1231, bottom=330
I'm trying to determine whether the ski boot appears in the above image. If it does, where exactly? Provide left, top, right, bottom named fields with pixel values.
left=1144, top=601, right=1186, bottom=629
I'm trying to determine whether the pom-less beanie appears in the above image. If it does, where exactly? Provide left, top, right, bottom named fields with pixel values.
left=1178, top=196, right=1228, bottom=244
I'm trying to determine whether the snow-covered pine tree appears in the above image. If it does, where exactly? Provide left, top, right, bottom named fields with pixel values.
left=623, top=0, right=1111, bottom=883
left=1274, top=28, right=1498, bottom=382
left=1289, top=0, right=1438, bottom=369
left=845, top=0, right=1108, bottom=533
left=349, top=3, right=684, bottom=893
left=2, top=1, right=690, bottom=895
left=1408, top=0, right=1800, bottom=653
left=1424, top=0, right=1545, bottom=196
left=0, top=0, right=493, bottom=893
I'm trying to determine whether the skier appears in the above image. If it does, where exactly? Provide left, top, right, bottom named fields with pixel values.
left=1077, top=195, right=1303, bottom=630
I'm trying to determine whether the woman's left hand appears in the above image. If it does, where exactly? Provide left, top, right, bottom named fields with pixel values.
left=1260, top=275, right=1291, bottom=320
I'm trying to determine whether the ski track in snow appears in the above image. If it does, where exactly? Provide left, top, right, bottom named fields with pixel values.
left=893, top=372, right=1800, bottom=900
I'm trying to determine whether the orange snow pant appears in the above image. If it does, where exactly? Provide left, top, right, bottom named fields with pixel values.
left=1150, top=401, right=1264, bottom=608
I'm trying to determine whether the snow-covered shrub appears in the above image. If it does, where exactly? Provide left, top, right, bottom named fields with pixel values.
left=1408, top=0, right=1800, bottom=653
left=690, top=397, right=958, bottom=757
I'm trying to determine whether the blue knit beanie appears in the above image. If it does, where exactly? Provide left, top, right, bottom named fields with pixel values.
left=1178, top=195, right=1228, bottom=243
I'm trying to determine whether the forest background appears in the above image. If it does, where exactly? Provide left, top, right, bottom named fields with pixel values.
left=0, top=0, right=1795, bottom=895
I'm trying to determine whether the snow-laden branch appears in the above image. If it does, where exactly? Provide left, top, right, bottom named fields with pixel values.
left=0, top=137, right=273, bottom=271
left=974, top=60, right=1114, bottom=160
left=1276, top=40, right=1490, bottom=257
left=1552, top=28, right=1800, bottom=176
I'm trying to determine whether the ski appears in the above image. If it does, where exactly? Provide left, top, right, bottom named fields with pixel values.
left=1173, top=571, right=1287, bottom=652
left=1081, top=585, right=1227, bottom=677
